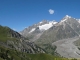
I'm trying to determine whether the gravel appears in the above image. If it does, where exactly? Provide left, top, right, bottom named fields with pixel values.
left=52, top=37, right=80, bottom=58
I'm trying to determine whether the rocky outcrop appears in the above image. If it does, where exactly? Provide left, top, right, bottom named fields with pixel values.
left=0, top=25, right=45, bottom=54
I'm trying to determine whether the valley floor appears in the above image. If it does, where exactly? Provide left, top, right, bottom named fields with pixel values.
left=52, top=37, right=80, bottom=58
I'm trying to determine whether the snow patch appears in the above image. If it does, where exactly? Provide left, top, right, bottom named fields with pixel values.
left=29, top=28, right=35, bottom=33
left=65, top=15, right=71, bottom=18
left=78, top=19, right=80, bottom=23
left=53, top=22, right=58, bottom=24
left=76, top=19, right=80, bottom=23
left=61, top=19, right=67, bottom=23
left=49, top=21, right=58, bottom=24
left=39, top=21, right=57, bottom=30
left=60, top=15, right=71, bottom=23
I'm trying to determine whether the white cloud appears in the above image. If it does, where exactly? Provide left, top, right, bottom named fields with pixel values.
left=49, top=9, right=54, bottom=14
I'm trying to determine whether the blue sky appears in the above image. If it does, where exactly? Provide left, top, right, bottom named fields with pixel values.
left=0, top=0, right=80, bottom=31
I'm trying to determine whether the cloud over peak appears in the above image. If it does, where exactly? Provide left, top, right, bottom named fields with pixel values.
left=49, top=9, right=54, bottom=14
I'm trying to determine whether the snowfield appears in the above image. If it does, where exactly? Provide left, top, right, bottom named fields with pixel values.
left=39, top=21, right=57, bottom=30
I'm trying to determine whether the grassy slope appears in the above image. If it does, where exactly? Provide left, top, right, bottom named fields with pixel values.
left=0, top=25, right=78, bottom=60
left=0, top=45, right=30, bottom=60
left=0, top=26, right=28, bottom=60
left=0, top=58, right=4, bottom=60
left=0, top=26, right=10, bottom=42
left=0, top=45, right=73, bottom=60
left=27, top=54, right=78, bottom=60
left=27, top=53, right=67, bottom=60
left=0, top=25, right=19, bottom=42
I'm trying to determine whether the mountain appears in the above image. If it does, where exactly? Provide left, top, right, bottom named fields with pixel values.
left=33, top=15, right=80, bottom=43
left=20, top=20, right=58, bottom=41
left=35, top=15, right=80, bottom=57
left=0, top=25, right=45, bottom=54
left=60, top=15, right=80, bottom=35
left=0, top=25, right=70, bottom=60
left=20, top=15, right=80, bottom=58
left=0, top=15, right=80, bottom=59
left=0, top=25, right=46, bottom=60
left=21, top=15, right=80, bottom=41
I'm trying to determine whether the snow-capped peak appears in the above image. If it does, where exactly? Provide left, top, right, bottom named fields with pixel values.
left=60, top=15, right=71, bottom=23
left=28, top=20, right=58, bottom=33
left=49, top=20, right=58, bottom=24
left=65, top=15, right=71, bottom=18
left=77, top=19, right=80, bottom=23
left=38, top=20, right=57, bottom=30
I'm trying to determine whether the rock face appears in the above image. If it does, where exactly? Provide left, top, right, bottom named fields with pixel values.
left=0, top=25, right=45, bottom=54
left=20, top=20, right=57, bottom=41
left=20, top=15, right=80, bottom=43
left=36, top=15, right=80, bottom=44
left=20, top=15, right=80, bottom=58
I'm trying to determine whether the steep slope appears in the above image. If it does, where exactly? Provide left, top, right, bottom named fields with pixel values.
left=0, top=45, right=30, bottom=60
left=20, top=15, right=80, bottom=58
left=0, top=25, right=45, bottom=54
left=0, top=45, right=70, bottom=60
left=36, top=15, right=80, bottom=44
left=36, top=22, right=78, bottom=44
left=0, top=43, right=75, bottom=60
left=20, top=20, right=48, bottom=37
left=34, top=15, right=80, bottom=57
left=0, top=25, right=71, bottom=60
left=0, top=25, right=24, bottom=42
left=20, top=20, right=57, bottom=41
left=60, top=15, right=80, bottom=35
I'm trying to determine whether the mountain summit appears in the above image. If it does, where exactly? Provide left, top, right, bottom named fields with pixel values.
left=20, top=15, right=80, bottom=58
left=64, top=15, right=71, bottom=18
left=60, top=15, right=72, bottom=23
left=20, top=20, right=58, bottom=38
left=1, top=15, right=80, bottom=59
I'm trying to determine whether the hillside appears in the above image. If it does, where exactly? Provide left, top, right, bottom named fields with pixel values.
left=0, top=25, right=72, bottom=60
left=0, top=45, right=74, bottom=60
left=0, top=25, right=44, bottom=60
left=20, top=15, right=80, bottom=58
left=0, top=25, right=45, bottom=54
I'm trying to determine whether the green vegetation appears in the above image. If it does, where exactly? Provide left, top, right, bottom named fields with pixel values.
left=38, top=44, right=59, bottom=56
left=0, top=57, right=4, bottom=60
left=0, top=25, right=10, bottom=42
left=0, top=45, right=30, bottom=60
left=0, top=25, right=19, bottom=42
left=0, top=45, right=71, bottom=60
left=27, top=53, right=62, bottom=60
left=0, top=25, right=79, bottom=60
left=26, top=53, right=79, bottom=60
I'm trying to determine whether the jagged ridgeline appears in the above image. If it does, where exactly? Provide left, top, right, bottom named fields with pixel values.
left=0, top=25, right=72, bottom=60
left=20, top=15, right=80, bottom=59
left=0, top=25, right=23, bottom=42
left=0, top=25, right=44, bottom=60
left=0, top=25, right=45, bottom=53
